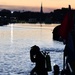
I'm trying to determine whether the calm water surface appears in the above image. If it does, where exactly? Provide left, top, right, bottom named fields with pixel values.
left=0, top=23, right=65, bottom=75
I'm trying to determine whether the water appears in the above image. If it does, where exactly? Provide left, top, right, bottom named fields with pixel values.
left=0, top=23, right=65, bottom=75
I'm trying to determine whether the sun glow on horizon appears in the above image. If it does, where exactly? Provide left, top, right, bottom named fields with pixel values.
left=0, top=0, right=75, bottom=11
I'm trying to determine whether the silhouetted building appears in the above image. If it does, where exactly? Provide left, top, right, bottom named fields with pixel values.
left=40, top=3, right=44, bottom=23
left=0, top=5, right=75, bottom=25
left=40, top=3, right=43, bottom=14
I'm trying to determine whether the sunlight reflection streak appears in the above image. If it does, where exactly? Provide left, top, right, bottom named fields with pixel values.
left=11, top=24, right=13, bottom=44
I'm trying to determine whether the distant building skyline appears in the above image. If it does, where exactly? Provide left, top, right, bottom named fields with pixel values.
left=0, top=5, right=55, bottom=13
left=0, top=0, right=75, bottom=12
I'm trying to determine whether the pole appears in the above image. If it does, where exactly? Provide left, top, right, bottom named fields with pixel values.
left=63, top=50, right=65, bottom=70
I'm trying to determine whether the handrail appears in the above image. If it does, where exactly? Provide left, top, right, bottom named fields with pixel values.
left=67, top=63, right=73, bottom=73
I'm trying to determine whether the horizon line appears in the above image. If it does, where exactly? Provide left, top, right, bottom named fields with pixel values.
left=0, top=5, right=71, bottom=13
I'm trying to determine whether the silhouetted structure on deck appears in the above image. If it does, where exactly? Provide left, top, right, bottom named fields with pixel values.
left=52, top=5, right=75, bottom=42
left=53, top=25, right=63, bottom=41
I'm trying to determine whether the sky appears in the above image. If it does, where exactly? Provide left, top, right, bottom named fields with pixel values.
left=0, top=0, right=75, bottom=12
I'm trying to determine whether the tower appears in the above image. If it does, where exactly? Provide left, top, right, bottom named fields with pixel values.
left=68, top=5, right=71, bottom=10
left=40, top=3, right=43, bottom=24
left=40, top=3, right=43, bottom=13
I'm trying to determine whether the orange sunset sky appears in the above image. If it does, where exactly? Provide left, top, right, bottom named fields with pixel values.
left=0, top=0, right=75, bottom=12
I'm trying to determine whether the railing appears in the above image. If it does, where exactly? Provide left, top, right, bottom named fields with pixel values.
left=67, top=63, right=75, bottom=75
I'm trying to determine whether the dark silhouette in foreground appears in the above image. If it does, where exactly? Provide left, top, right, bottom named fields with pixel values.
left=30, top=45, right=51, bottom=75
left=53, top=65, right=60, bottom=75
left=53, top=25, right=63, bottom=42
left=58, top=5, right=75, bottom=75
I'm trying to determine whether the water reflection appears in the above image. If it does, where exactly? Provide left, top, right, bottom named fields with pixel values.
left=0, top=23, right=65, bottom=75
left=11, top=24, right=13, bottom=44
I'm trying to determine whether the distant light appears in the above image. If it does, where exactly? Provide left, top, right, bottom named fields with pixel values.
left=4, top=16, right=7, bottom=18
left=53, top=63, right=56, bottom=66
left=11, top=11, right=14, bottom=14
